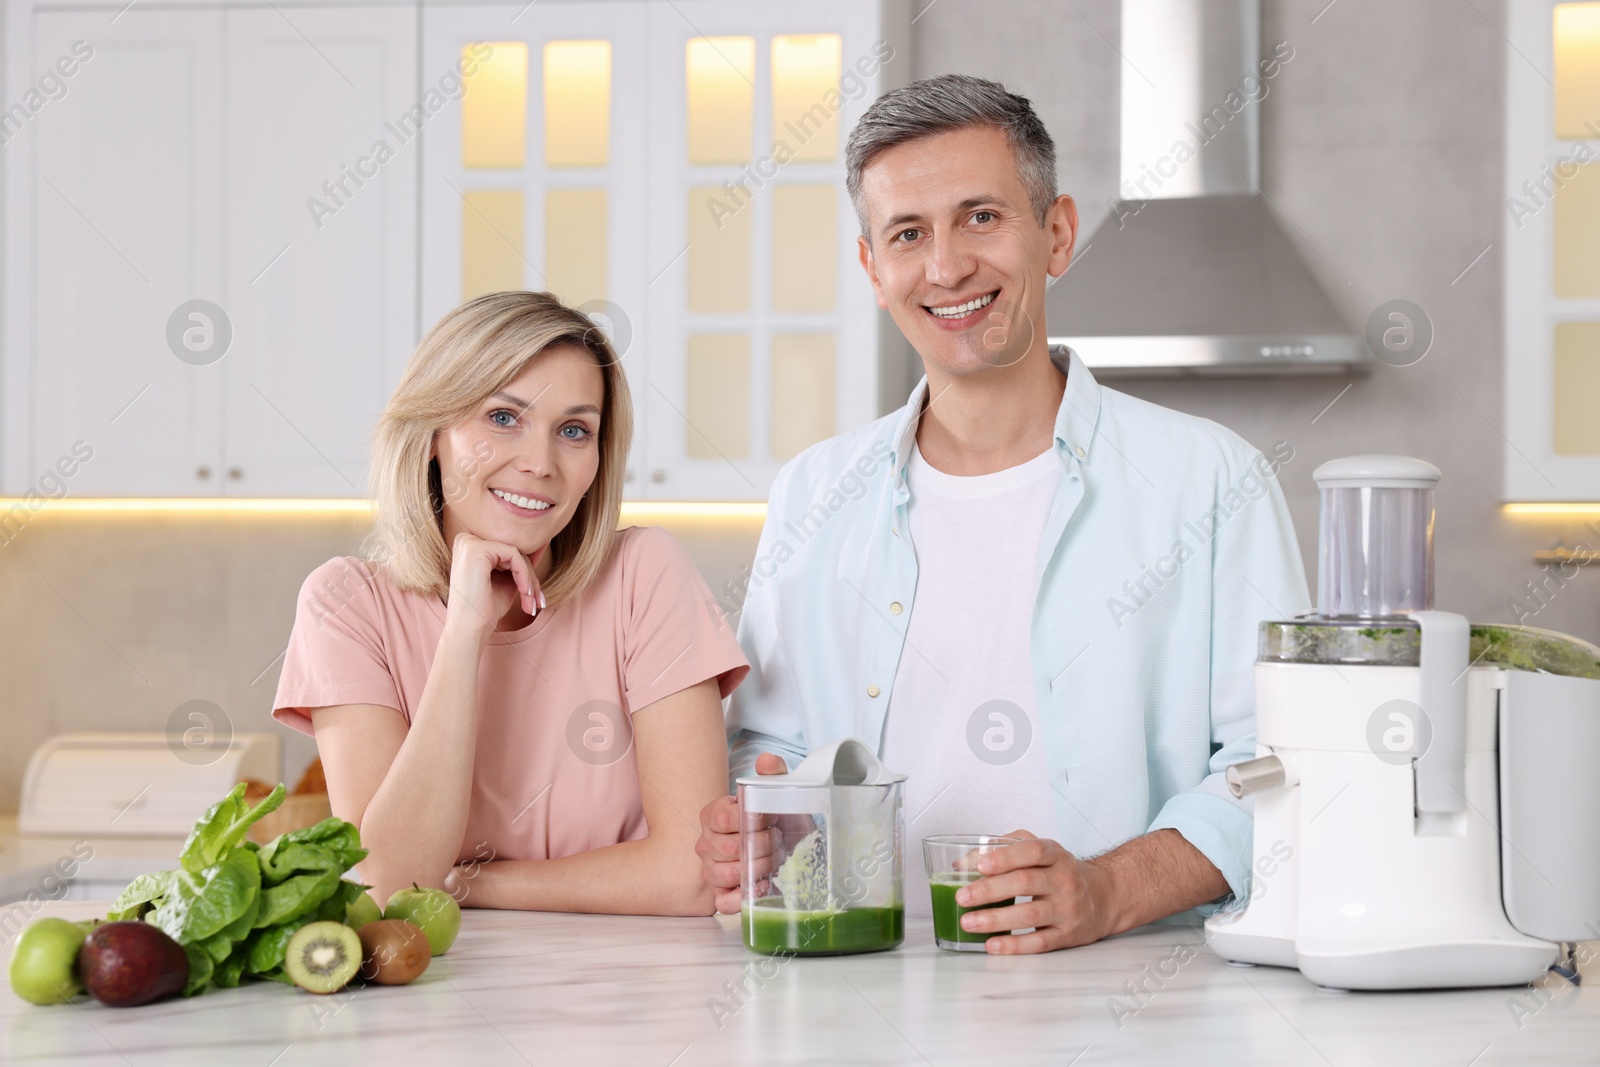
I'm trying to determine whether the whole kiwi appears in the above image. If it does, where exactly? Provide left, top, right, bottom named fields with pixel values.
left=356, top=920, right=431, bottom=986
left=284, top=921, right=362, bottom=994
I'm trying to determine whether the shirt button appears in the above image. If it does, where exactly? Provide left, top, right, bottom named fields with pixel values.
left=890, top=601, right=903, bottom=615
left=1075, top=445, right=1086, bottom=459
left=868, top=684, right=881, bottom=698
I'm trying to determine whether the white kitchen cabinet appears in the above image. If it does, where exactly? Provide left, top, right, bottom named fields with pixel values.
left=1504, top=1, right=1600, bottom=500
left=420, top=0, right=912, bottom=501
left=419, top=0, right=652, bottom=496
left=643, top=0, right=908, bottom=500
left=5, top=0, right=909, bottom=500
left=222, top=5, right=419, bottom=496
left=4, top=1, right=419, bottom=497
left=13, top=7, right=225, bottom=496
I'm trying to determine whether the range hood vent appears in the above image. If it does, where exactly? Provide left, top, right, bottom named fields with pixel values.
left=1046, top=0, right=1364, bottom=376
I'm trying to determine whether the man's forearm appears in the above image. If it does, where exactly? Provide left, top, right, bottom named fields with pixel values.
left=1088, top=828, right=1229, bottom=934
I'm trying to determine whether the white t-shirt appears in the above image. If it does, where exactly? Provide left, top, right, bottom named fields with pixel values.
left=880, top=441, right=1061, bottom=916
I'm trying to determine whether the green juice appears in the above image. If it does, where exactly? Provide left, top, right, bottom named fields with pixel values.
left=742, top=900, right=905, bottom=956
left=929, top=872, right=1014, bottom=947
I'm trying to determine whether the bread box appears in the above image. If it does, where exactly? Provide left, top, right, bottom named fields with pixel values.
left=19, top=732, right=281, bottom=837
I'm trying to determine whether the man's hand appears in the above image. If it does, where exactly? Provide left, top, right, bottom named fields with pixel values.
left=955, top=827, right=1230, bottom=954
left=695, top=753, right=787, bottom=915
left=952, top=830, right=1117, bottom=954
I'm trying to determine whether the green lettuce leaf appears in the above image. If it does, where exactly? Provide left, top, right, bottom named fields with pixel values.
left=195, top=929, right=235, bottom=966
left=103, top=783, right=368, bottom=1000
left=243, top=911, right=342, bottom=977
left=179, top=783, right=286, bottom=873
left=212, top=946, right=250, bottom=989
left=218, top=888, right=261, bottom=943
left=244, top=922, right=299, bottom=976
left=256, top=819, right=366, bottom=885
left=254, top=869, right=343, bottom=930
left=181, top=943, right=215, bottom=997
left=107, top=870, right=176, bottom=921
left=147, top=849, right=261, bottom=944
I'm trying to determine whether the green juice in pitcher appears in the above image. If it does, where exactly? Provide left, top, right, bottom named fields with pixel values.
left=742, top=899, right=905, bottom=956
left=929, top=871, right=1014, bottom=950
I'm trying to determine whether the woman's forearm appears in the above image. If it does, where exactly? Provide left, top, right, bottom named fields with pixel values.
left=448, top=834, right=713, bottom=917
left=358, top=622, right=484, bottom=902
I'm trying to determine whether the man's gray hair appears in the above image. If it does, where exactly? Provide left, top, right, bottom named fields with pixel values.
left=845, top=73, right=1057, bottom=237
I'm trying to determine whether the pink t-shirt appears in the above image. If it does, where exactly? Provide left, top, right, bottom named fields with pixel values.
left=272, top=526, right=749, bottom=865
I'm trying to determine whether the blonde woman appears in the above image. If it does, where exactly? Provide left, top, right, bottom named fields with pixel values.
left=272, top=292, right=748, bottom=916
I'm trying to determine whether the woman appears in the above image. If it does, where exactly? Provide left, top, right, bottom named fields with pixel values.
left=272, top=292, right=748, bottom=916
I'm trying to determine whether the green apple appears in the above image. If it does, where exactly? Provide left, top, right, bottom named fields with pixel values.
left=384, top=884, right=460, bottom=956
left=8, top=918, right=89, bottom=1005
left=345, top=891, right=382, bottom=930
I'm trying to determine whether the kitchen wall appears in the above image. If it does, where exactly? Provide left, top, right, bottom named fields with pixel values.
left=0, top=0, right=1592, bottom=814
left=0, top=509, right=767, bottom=815
left=916, top=0, right=1596, bottom=639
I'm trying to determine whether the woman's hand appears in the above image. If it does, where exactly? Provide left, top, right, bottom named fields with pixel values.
left=444, top=532, right=543, bottom=639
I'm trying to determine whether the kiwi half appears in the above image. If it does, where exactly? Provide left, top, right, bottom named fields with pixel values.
left=284, top=922, right=362, bottom=994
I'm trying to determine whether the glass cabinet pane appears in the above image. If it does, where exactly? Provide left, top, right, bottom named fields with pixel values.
left=545, top=40, right=611, bottom=167
left=771, top=185, right=837, bottom=312
left=545, top=188, right=607, bottom=304
left=771, top=333, right=836, bottom=460
left=687, top=333, right=750, bottom=459
left=1553, top=322, right=1600, bottom=454
left=771, top=34, right=842, bottom=163
left=686, top=36, right=755, bottom=164
left=462, top=190, right=525, bottom=299
left=462, top=42, right=528, bottom=169
left=688, top=185, right=751, bottom=312
left=1556, top=4, right=1600, bottom=139
left=1555, top=164, right=1600, bottom=298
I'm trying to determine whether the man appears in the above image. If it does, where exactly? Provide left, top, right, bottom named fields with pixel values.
left=696, top=74, right=1310, bottom=953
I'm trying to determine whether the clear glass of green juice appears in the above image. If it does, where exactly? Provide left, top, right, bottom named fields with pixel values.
left=922, top=835, right=1020, bottom=952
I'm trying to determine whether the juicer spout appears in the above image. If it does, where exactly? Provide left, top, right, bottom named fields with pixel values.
left=1226, top=753, right=1298, bottom=798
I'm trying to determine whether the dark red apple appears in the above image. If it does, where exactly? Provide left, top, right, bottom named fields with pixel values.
left=78, top=922, right=189, bottom=1007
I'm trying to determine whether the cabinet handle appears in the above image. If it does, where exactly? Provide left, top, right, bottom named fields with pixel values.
left=651, top=469, right=666, bottom=484
left=196, top=466, right=212, bottom=480
left=228, top=467, right=242, bottom=481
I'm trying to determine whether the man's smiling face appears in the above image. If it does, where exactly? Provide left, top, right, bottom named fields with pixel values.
left=855, top=124, right=1077, bottom=381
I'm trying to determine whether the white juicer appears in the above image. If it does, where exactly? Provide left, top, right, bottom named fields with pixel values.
left=1205, top=455, right=1600, bottom=990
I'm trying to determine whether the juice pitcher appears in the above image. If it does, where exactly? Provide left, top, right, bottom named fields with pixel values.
left=738, top=739, right=906, bottom=956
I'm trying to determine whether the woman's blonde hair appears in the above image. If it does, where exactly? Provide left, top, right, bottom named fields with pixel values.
left=364, top=291, right=632, bottom=607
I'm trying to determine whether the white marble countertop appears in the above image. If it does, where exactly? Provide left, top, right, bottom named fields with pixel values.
left=5, top=899, right=1600, bottom=1066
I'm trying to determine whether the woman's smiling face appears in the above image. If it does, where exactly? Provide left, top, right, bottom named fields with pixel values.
left=433, top=343, right=606, bottom=561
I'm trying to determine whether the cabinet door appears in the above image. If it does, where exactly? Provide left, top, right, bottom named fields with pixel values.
left=222, top=5, right=419, bottom=497
left=24, top=9, right=225, bottom=496
left=643, top=0, right=891, bottom=500
left=420, top=2, right=649, bottom=496
left=1504, top=1, right=1600, bottom=500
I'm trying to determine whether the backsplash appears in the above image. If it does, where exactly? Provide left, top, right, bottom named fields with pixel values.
left=0, top=511, right=763, bottom=815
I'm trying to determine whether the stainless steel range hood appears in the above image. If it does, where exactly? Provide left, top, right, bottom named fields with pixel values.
left=1046, top=0, right=1365, bottom=376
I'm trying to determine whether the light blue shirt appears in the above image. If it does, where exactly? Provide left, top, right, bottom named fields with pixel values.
left=726, top=346, right=1312, bottom=905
